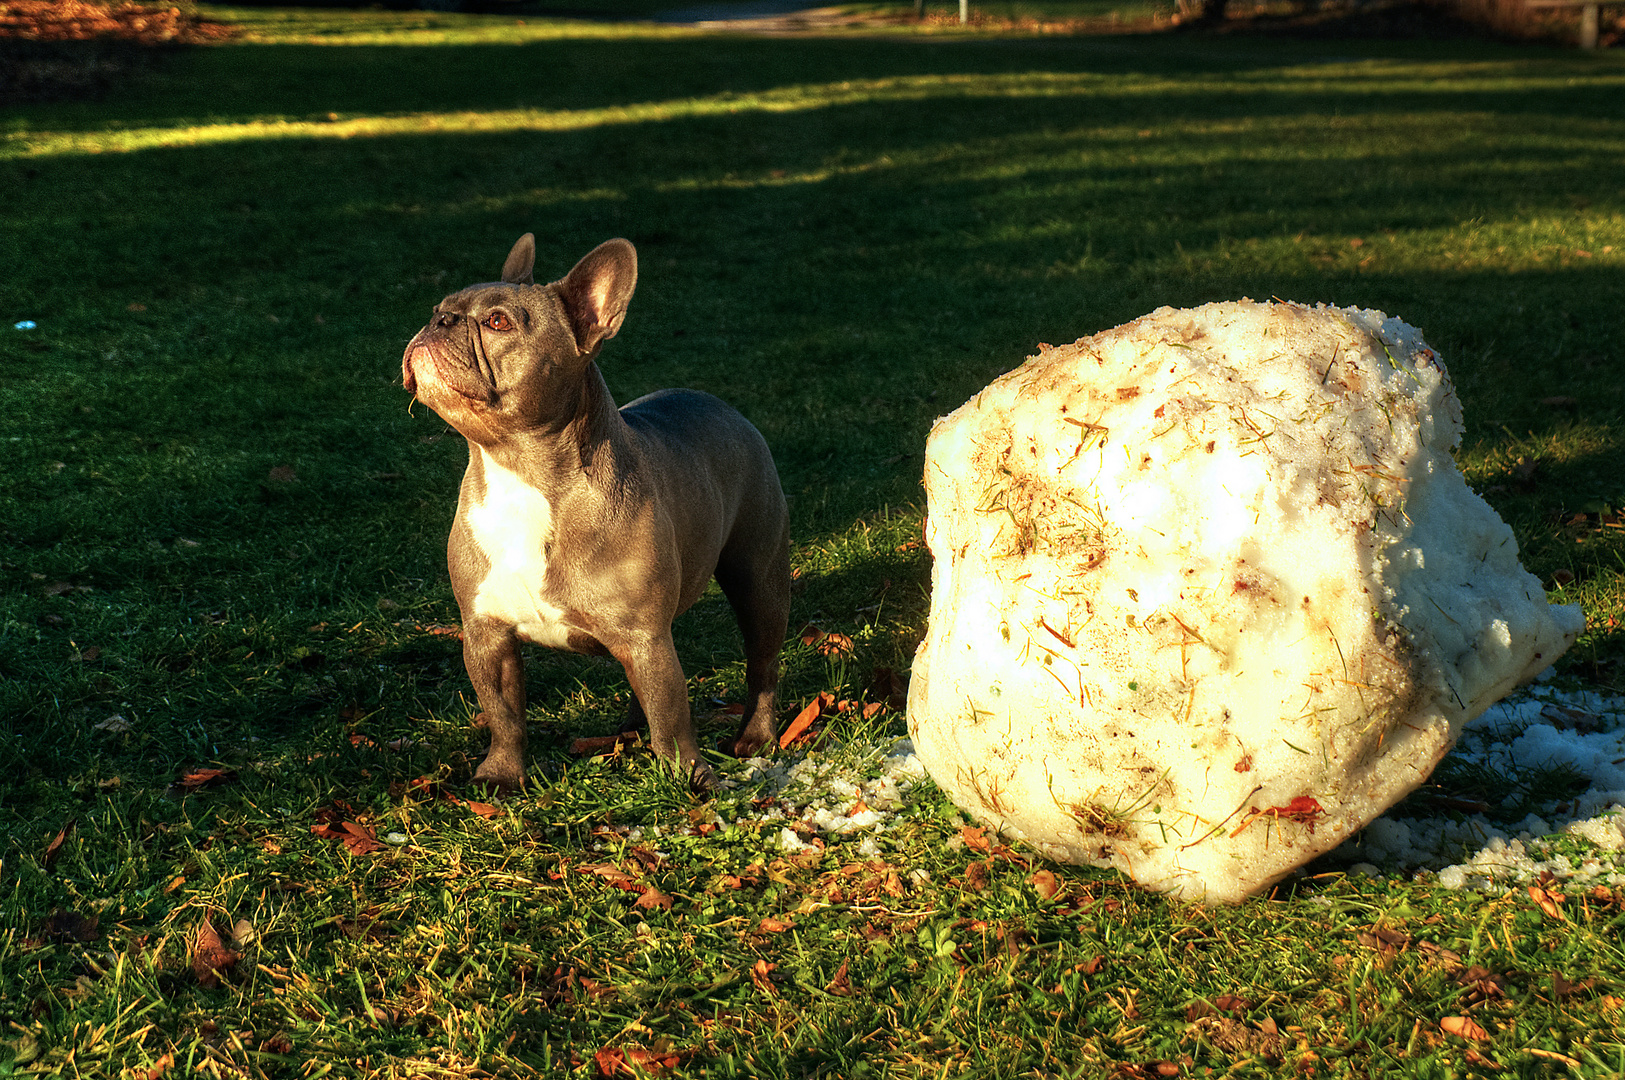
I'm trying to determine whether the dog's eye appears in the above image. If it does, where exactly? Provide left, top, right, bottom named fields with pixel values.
left=484, top=312, right=513, bottom=332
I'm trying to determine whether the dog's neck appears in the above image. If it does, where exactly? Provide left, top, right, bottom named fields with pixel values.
left=473, top=361, right=629, bottom=482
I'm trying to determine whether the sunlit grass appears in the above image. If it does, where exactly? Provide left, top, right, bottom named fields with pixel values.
left=1, top=9, right=1623, bottom=1076
left=9, top=62, right=1623, bottom=159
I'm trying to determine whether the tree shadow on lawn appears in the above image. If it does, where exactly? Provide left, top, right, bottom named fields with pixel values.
left=12, top=29, right=1616, bottom=133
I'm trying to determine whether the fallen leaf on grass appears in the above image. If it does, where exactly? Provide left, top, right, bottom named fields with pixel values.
left=593, top=1047, right=685, bottom=1078
left=780, top=693, right=833, bottom=748
left=826, top=960, right=852, bottom=996
left=1528, top=885, right=1565, bottom=920
left=1552, top=973, right=1595, bottom=998
left=191, top=918, right=239, bottom=988
left=633, top=887, right=673, bottom=912
left=798, top=624, right=854, bottom=656
left=1030, top=869, right=1062, bottom=901
left=1464, top=1048, right=1503, bottom=1070
left=569, top=733, right=642, bottom=757
left=1455, top=966, right=1508, bottom=1004
left=172, top=768, right=237, bottom=794
left=1356, top=925, right=1411, bottom=955
left=577, top=863, right=642, bottom=892
left=465, top=800, right=501, bottom=819
left=41, top=819, right=75, bottom=870
left=758, top=917, right=794, bottom=933
left=1440, top=1016, right=1490, bottom=1041
left=94, top=713, right=133, bottom=734
left=960, top=825, right=991, bottom=853
left=750, top=959, right=778, bottom=995
left=135, top=1053, right=174, bottom=1080
left=311, top=819, right=384, bottom=856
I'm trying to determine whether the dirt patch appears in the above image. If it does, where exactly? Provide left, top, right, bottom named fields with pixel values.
left=1, top=0, right=236, bottom=103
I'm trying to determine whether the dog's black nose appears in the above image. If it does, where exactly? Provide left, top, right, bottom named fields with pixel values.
left=433, top=311, right=461, bottom=329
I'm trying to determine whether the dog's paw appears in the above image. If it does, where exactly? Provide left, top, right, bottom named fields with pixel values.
left=472, top=759, right=524, bottom=797
left=687, top=760, right=720, bottom=794
left=720, top=732, right=774, bottom=760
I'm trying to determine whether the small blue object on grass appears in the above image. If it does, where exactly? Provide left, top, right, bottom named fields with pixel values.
left=14, top=321, right=36, bottom=330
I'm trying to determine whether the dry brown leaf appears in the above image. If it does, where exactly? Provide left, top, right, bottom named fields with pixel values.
left=750, top=958, right=778, bottom=995
left=1552, top=974, right=1595, bottom=998
left=758, top=917, right=794, bottom=933
left=634, top=886, right=673, bottom=912
left=577, top=863, right=642, bottom=892
left=1030, top=869, right=1062, bottom=901
left=593, top=1046, right=684, bottom=1078
left=816, top=632, right=854, bottom=656
left=137, top=1053, right=175, bottom=1080
left=191, top=918, right=239, bottom=988
left=42, top=818, right=75, bottom=870
left=779, top=695, right=826, bottom=749
left=1440, top=1016, right=1490, bottom=1041
left=826, top=960, right=852, bottom=996
left=465, top=800, right=501, bottom=819
left=569, top=733, right=641, bottom=757
left=311, top=819, right=384, bottom=855
left=961, top=825, right=991, bottom=853
left=1463, top=1048, right=1502, bottom=1070
left=593, top=1048, right=628, bottom=1078
left=175, top=767, right=236, bottom=792
left=1528, top=885, right=1565, bottom=920
left=626, top=847, right=664, bottom=871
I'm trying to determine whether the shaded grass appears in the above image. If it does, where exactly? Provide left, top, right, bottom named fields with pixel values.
left=1, top=7, right=1624, bottom=1077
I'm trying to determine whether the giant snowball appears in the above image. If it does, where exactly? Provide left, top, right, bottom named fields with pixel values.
left=907, top=301, right=1585, bottom=903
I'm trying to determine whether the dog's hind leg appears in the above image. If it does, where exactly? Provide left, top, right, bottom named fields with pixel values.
left=715, top=525, right=790, bottom=759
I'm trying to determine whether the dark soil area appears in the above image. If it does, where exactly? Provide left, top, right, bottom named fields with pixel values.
left=1191, top=0, right=1619, bottom=45
left=0, top=0, right=236, bottom=103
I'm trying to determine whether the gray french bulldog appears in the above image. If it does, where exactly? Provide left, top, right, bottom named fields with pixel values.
left=402, top=234, right=790, bottom=791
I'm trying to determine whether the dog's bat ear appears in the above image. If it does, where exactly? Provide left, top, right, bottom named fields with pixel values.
left=558, top=238, right=637, bottom=356
left=501, top=233, right=536, bottom=285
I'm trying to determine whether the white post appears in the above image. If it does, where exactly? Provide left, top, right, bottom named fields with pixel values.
left=960, top=0, right=968, bottom=22
left=1580, top=1, right=1599, bottom=47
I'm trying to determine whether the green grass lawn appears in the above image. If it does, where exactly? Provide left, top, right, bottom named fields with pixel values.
left=2, top=7, right=1624, bottom=1077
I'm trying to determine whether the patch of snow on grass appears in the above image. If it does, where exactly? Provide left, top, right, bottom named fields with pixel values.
left=1333, top=682, right=1625, bottom=892
left=717, top=738, right=930, bottom=851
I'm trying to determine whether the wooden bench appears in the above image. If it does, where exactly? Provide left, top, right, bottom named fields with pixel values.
left=1525, top=0, right=1615, bottom=48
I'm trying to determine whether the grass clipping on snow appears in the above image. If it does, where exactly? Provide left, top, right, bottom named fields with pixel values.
left=907, top=301, right=1586, bottom=903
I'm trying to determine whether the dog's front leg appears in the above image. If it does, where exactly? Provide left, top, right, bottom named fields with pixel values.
left=463, top=616, right=528, bottom=792
left=614, top=631, right=710, bottom=787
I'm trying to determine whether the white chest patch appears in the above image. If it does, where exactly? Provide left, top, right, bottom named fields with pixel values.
left=466, top=448, right=576, bottom=648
